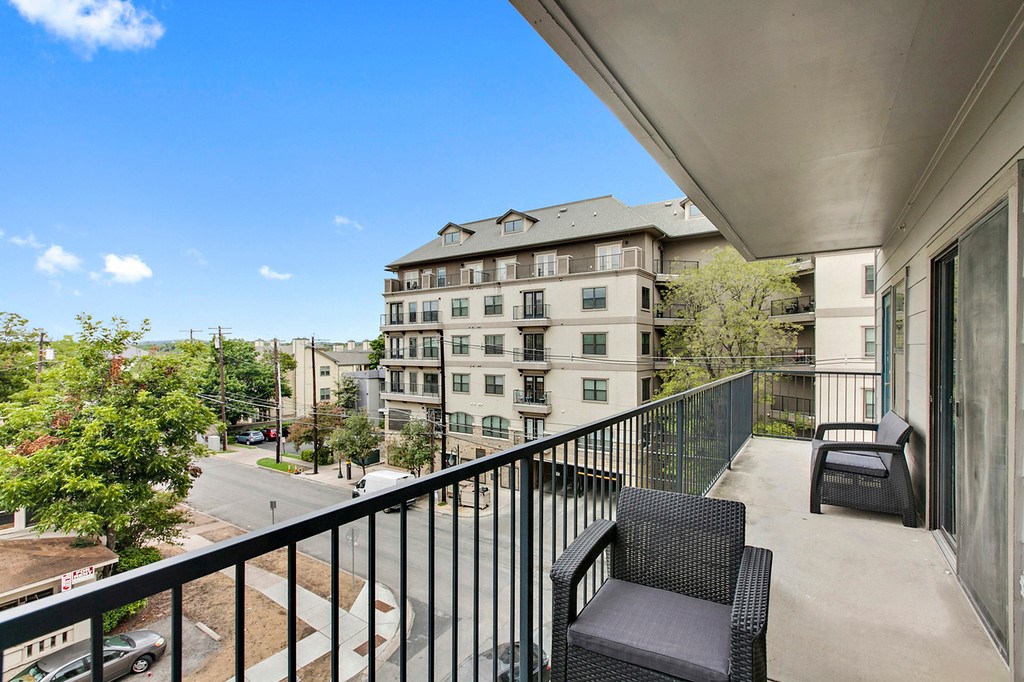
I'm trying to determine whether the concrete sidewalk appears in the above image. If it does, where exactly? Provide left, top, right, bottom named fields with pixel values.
left=181, top=524, right=401, bottom=682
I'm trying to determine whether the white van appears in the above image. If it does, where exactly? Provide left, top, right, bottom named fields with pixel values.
left=352, top=470, right=414, bottom=512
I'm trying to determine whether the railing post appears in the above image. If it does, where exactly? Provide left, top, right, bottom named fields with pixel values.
left=727, top=379, right=734, bottom=468
left=518, top=457, right=534, bottom=680
left=675, top=399, right=685, bottom=494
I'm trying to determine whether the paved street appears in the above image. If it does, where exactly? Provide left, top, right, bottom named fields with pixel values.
left=187, top=454, right=563, bottom=679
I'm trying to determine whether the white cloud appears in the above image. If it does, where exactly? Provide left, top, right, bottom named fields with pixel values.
left=185, top=247, right=207, bottom=266
left=10, top=0, right=165, bottom=53
left=10, top=232, right=43, bottom=248
left=333, top=215, right=364, bottom=231
left=36, top=244, right=82, bottom=274
left=259, top=265, right=292, bottom=281
left=103, top=253, right=152, bottom=283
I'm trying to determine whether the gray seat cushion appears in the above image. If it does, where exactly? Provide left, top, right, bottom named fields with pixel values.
left=567, top=578, right=731, bottom=682
left=812, top=440, right=893, bottom=478
left=877, top=412, right=912, bottom=446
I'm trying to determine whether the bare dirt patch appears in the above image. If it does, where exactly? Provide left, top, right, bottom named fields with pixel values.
left=118, top=508, right=363, bottom=681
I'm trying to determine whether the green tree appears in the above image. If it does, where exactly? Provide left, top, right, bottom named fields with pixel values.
left=201, top=338, right=291, bottom=424
left=367, top=333, right=384, bottom=370
left=328, top=412, right=380, bottom=478
left=0, top=312, right=39, bottom=402
left=0, top=316, right=217, bottom=551
left=290, top=402, right=346, bottom=464
left=388, top=420, right=434, bottom=477
left=657, top=248, right=801, bottom=396
left=335, top=373, right=359, bottom=410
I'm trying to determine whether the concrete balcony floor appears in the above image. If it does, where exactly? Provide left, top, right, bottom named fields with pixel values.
left=710, top=437, right=1007, bottom=681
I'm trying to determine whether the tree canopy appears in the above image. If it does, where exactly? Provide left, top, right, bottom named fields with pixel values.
left=0, top=315, right=217, bottom=550
left=200, top=338, right=292, bottom=424
left=334, top=374, right=359, bottom=410
left=367, top=333, right=384, bottom=370
left=0, top=312, right=40, bottom=402
left=657, top=248, right=801, bottom=396
left=328, top=412, right=380, bottom=477
left=388, top=420, right=434, bottom=477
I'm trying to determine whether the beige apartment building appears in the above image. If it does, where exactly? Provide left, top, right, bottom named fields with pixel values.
left=380, top=195, right=876, bottom=462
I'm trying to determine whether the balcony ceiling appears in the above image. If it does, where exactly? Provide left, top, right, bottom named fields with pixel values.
left=512, top=1, right=1024, bottom=258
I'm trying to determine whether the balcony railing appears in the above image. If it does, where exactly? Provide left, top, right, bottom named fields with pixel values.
left=0, top=369, right=884, bottom=681
left=653, top=259, right=699, bottom=274
left=512, top=304, right=551, bottom=320
left=512, top=348, right=550, bottom=363
left=568, top=255, right=622, bottom=274
left=513, top=390, right=550, bottom=405
left=770, top=295, right=815, bottom=316
left=380, top=311, right=442, bottom=327
left=766, top=347, right=814, bottom=365
left=752, top=369, right=879, bottom=440
left=382, top=382, right=440, bottom=398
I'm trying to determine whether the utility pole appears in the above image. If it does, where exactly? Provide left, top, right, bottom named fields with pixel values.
left=310, top=335, right=319, bottom=475
left=179, top=328, right=202, bottom=342
left=211, top=326, right=231, bottom=451
left=36, top=332, right=45, bottom=383
left=274, top=338, right=283, bottom=464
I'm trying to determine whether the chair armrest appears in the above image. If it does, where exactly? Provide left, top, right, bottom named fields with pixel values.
left=731, top=546, right=773, bottom=682
left=551, top=519, right=616, bottom=596
left=814, top=421, right=878, bottom=439
left=550, top=520, right=616, bottom=682
left=816, top=440, right=903, bottom=455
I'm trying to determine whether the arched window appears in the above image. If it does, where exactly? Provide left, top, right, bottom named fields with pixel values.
left=449, top=412, right=473, bottom=434
left=482, top=416, right=509, bottom=439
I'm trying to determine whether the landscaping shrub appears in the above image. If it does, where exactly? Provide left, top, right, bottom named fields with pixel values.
left=102, top=545, right=162, bottom=632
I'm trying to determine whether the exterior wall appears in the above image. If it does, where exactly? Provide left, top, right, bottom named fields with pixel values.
left=813, top=250, right=876, bottom=373
left=285, top=339, right=372, bottom=417
left=875, top=27, right=1024, bottom=674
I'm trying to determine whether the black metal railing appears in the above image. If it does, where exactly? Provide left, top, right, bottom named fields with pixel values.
left=766, top=347, right=814, bottom=365
left=382, top=382, right=441, bottom=398
left=513, top=348, right=550, bottom=363
left=752, top=369, right=880, bottom=440
left=568, top=255, right=622, bottom=273
left=653, top=259, right=699, bottom=274
left=380, top=311, right=442, bottom=326
left=513, top=304, right=551, bottom=320
left=513, top=390, right=550, bottom=405
left=770, top=295, right=815, bottom=316
left=0, top=372, right=755, bottom=682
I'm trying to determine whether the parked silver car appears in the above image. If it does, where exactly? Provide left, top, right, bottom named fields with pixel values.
left=9, top=630, right=166, bottom=681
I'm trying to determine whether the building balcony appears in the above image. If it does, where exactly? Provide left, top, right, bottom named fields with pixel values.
left=767, top=347, right=815, bottom=366
left=654, top=305, right=694, bottom=326
left=652, top=258, right=699, bottom=281
left=770, top=295, right=815, bottom=319
left=380, top=382, right=441, bottom=405
left=379, top=311, right=443, bottom=331
left=0, top=369, right=1002, bottom=682
left=382, top=347, right=441, bottom=367
left=512, top=390, right=552, bottom=414
left=512, top=304, right=551, bottom=326
left=512, top=348, right=551, bottom=370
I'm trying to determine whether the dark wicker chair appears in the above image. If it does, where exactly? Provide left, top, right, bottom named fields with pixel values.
left=809, top=411, right=916, bottom=527
left=550, top=488, right=772, bottom=682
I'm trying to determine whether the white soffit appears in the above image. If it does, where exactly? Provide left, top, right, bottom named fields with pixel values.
left=512, top=0, right=1023, bottom=258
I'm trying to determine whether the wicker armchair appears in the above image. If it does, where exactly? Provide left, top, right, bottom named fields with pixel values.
left=550, top=488, right=772, bottom=682
left=809, top=411, right=916, bottom=527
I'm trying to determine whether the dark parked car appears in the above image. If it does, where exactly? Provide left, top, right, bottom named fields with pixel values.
left=448, top=642, right=550, bottom=682
left=235, top=429, right=266, bottom=445
left=261, top=427, right=279, bottom=441
left=9, top=630, right=166, bottom=681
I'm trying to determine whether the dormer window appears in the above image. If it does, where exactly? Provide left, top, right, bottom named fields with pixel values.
left=496, top=209, right=537, bottom=235
left=504, top=219, right=523, bottom=234
left=444, top=232, right=460, bottom=245
left=687, top=201, right=703, bottom=219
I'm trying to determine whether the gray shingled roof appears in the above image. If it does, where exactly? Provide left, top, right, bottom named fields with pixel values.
left=388, top=195, right=718, bottom=269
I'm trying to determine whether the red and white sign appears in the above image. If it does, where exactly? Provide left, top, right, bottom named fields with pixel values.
left=59, top=566, right=96, bottom=592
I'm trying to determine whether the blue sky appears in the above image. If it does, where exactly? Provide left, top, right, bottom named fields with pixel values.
left=0, top=1, right=680, bottom=343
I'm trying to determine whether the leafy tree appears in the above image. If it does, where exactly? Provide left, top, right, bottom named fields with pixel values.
left=289, top=402, right=346, bottom=465
left=201, top=338, right=291, bottom=424
left=335, top=373, right=359, bottom=410
left=367, top=333, right=384, bottom=370
left=388, top=420, right=434, bottom=477
left=0, top=316, right=217, bottom=551
left=328, top=412, right=380, bottom=478
left=0, top=312, right=39, bottom=402
left=657, top=248, right=801, bottom=396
